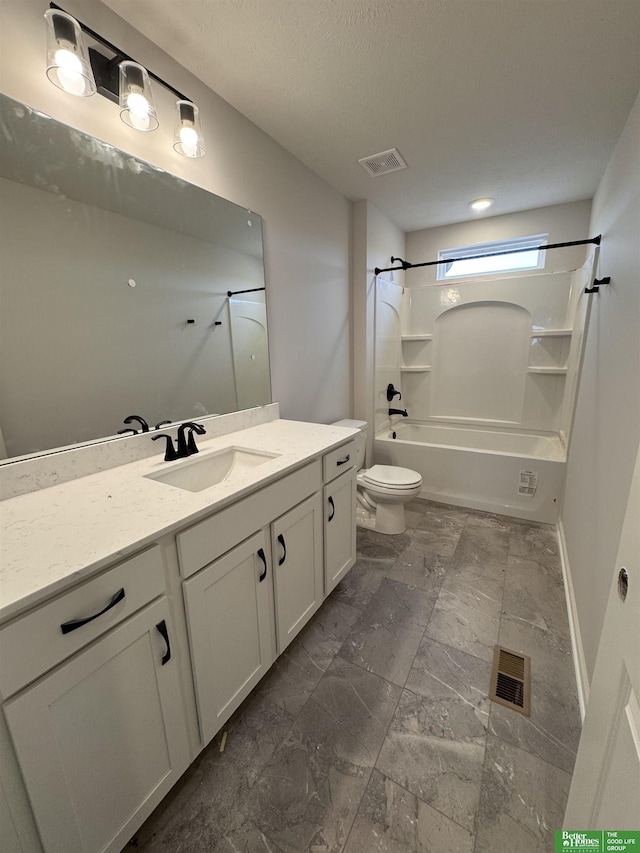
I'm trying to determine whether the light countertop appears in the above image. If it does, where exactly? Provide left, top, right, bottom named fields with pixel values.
left=0, top=419, right=357, bottom=624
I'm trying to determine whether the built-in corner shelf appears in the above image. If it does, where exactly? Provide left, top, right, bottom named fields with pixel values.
left=530, top=329, right=572, bottom=338
left=527, top=366, right=568, bottom=375
left=401, top=365, right=432, bottom=373
left=401, top=334, right=433, bottom=341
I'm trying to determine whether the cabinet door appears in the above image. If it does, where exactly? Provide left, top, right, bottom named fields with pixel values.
left=272, top=493, right=324, bottom=653
left=183, top=530, right=276, bottom=746
left=4, top=599, right=189, bottom=853
left=324, top=467, right=357, bottom=594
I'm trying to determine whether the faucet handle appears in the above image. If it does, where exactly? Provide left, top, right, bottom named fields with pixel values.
left=152, top=433, right=179, bottom=461
left=386, top=384, right=402, bottom=402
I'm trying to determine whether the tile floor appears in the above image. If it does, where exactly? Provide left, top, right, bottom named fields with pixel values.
left=125, top=499, right=581, bottom=853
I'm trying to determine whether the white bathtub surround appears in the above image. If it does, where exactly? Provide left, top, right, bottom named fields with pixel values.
left=376, top=422, right=565, bottom=523
left=0, top=404, right=280, bottom=501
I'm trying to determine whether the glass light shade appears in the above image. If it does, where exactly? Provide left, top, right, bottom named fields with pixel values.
left=469, top=197, right=494, bottom=212
left=173, top=100, right=205, bottom=158
left=119, top=61, right=158, bottom=132
left=44, top=9, right=96, bottom=97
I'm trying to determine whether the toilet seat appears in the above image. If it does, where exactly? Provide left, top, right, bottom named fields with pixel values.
left=360, top=465, right=422, bottom=490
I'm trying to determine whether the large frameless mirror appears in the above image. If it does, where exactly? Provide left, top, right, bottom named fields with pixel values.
left=0, top=93, right=271, bottom=462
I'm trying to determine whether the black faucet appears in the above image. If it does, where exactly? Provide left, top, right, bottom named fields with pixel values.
left=176, top=422, right=207, bottom=458
left=152, top=433, right=179, bottom=461
left=388, top=408, right=408, bottom=417
left=123, top=414, right=150, bottom=432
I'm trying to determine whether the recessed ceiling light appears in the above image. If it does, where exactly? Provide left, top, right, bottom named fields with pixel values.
left=470, top=197, right=494, bottom=212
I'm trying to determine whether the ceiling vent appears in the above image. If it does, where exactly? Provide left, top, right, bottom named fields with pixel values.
left=358, top=148, right=407, bottom=177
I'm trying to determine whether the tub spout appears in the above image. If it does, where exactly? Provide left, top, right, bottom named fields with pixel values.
left=389, top=408, right=408, bottom=417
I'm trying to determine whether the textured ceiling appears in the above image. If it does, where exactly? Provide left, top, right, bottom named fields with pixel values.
left=101, top=0, right=640, bottom=231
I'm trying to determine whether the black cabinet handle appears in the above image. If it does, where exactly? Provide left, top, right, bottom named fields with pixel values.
left=328, top=496, right=335, bottom=521
left=337, top=454, right=350, bottom=466
left=277, top=534, right=287, bottom=566
left=258, top=548, right=267, bottom=582
left=60, top=588, right=125, bottom=635
left=156, top=620, right=171, bottom=665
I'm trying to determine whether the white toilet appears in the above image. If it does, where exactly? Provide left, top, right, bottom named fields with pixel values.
left=332, top=420, right=422, bottom=535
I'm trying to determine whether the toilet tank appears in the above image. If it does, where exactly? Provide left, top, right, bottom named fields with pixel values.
left=332, top=419, right=367, bottom=470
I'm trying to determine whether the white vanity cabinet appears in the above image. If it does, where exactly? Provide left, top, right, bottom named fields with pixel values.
left=183, top=530, right=276, bottom=746
left=179, top=462, right=325, bottom=747
left=0, top=550, right=190, bottom=853
left=322, top=440, right=357, bottom=594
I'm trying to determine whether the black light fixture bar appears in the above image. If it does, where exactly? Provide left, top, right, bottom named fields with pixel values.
left=374, top=235, right=602, bottom=276
left=49, top=2, right=192, bottom=103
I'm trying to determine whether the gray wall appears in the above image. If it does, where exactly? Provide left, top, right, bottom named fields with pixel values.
left=0, top=0, right=351, bottom=427
left=560, top=91, right=640, bottom=686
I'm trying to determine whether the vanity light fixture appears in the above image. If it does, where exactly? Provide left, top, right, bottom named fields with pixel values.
left=45, top=4, right=205, bottom=155
left=469, top=197, right=494, bottom=212
left=44, top=8, right=96, bottom=97
left=173, top=100, right=205, bottom=158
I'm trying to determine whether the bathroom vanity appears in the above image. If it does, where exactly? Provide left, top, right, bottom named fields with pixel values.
left=0, top=416, right=358, bottom=853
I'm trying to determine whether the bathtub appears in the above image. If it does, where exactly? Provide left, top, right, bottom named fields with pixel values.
left=374, top=422, right=566, bottom=523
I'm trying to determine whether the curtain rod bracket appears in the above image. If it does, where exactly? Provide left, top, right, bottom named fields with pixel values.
left=585, top=276, right=611, bottom=294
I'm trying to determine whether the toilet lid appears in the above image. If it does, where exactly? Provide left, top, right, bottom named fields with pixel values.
left=361, top=464, right=422, bottom=489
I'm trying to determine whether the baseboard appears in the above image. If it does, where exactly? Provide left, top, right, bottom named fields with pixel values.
left=557, top=519, right=590, bottom=720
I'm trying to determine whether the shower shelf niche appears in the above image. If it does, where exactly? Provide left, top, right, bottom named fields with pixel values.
left=401, top=365, right=432, bottom=373
left=527, top=367, right=568, bottom=375
left=529, top=329, right=572, bottom=337
left=401, top=334, right=433, bottom=341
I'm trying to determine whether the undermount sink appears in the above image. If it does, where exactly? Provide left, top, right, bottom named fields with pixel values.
left=145, top=446, right=280, bottom=492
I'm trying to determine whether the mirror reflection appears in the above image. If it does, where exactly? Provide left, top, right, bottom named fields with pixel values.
left=0, top=93, right=271, bottom=462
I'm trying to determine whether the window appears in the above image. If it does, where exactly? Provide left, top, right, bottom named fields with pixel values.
left=436, top=233, right=548, bottom=281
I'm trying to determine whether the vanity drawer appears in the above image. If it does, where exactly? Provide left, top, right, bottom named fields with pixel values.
left=177, top=460, right=322, bottom=578
left=0, top=546, right=165, bottom=698
left=323, top=440, right=357, bottom=483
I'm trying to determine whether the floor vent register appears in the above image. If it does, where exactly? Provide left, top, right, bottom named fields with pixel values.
left=489, top=645, right=531, bottom=716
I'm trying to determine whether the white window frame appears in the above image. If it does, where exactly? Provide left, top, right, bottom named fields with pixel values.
left=436, top=233, right=548, bottom=281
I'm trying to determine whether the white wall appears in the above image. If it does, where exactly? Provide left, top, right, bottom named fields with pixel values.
left=561, top=91, right=640, bottom=684
left=352, top=200, right=404, bottom=461
left=0, top=0, right=351, bottom=425
left=406, top=200, right=592, bottom=286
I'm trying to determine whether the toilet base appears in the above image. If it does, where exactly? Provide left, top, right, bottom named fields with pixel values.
left=356, top=502, right=407, bottom=535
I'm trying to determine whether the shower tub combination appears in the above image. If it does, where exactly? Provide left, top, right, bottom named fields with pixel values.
left=375, top=421, right=566, bottom=523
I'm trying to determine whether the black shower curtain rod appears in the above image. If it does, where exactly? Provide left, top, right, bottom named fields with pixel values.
left=374, top=235, right=601, bottom=276
left=227, top=287, right=266, bottom=297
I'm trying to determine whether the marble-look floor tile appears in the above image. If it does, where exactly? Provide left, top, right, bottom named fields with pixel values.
left=259, top=594, right=362, bottom=715
left=488, top=676, right=581, bottom=774
left=387, top=544, right=449, bottom=593
left=425, top=587, right=500, bottom=663
left=406, top=636, right=491, bottom=708
left=475, top=735, right=571, bottom=853
left=376, top=688, right=487, bottom=831
left=339, top=579, right=436, bottom=686
left=508, top=521, right=561, bottom=569
left=440, top=569, right=504, bottom=619
left=343, top=769, right=474, bottom=853
left=357, top=527, right=411, bottom=559
left=249, top=658, right=401, bottom=853
left=130, top=693, right=294, bottom=852
left=502, top=556, right=571, bottom=641
left=447, top=522, right=509, bottom=581
left=212, top=823, right=287, bottom=852
left=499, top=613, right=574, bottom=670
left=334, top=557, right=389, bottom=610
left=293, top=656, right=402, bottom=767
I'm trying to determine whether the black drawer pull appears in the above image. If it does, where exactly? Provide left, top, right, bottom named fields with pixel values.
left=60, top=588, right=125, bottom=635
left=277, top=534, right=287, bottom=566
left=258, top=548, right=268, bottom=582
left=337, top=454, right=350, bottom=466
left=328, top=495, right=335, bottom=521
left=156, top=620, right=171, bottom=665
